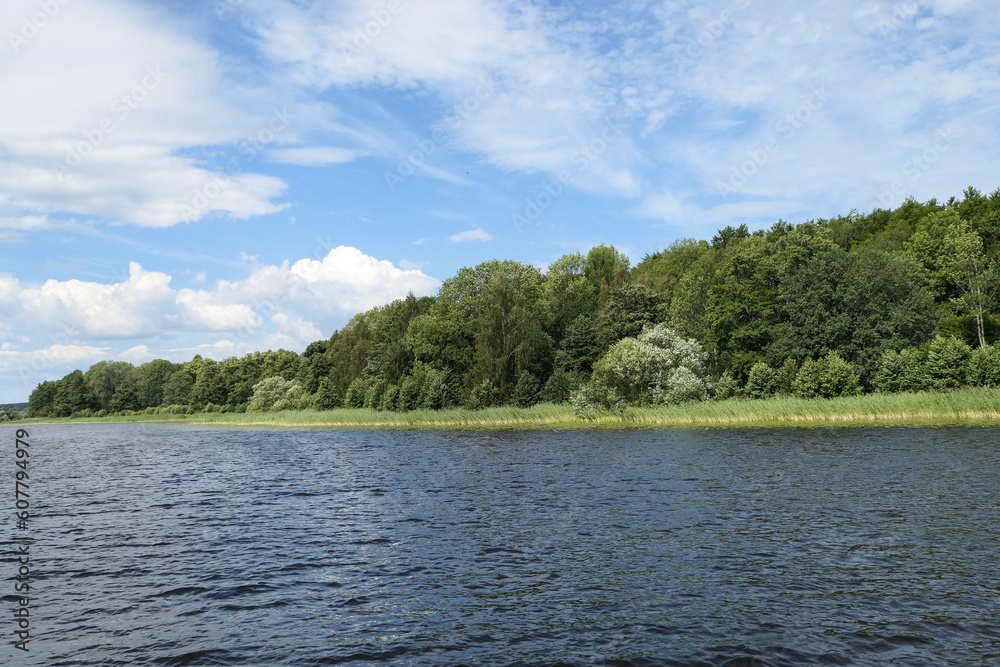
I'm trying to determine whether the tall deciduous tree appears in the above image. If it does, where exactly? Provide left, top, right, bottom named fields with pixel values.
left=944, top=222, right=997, bottom=348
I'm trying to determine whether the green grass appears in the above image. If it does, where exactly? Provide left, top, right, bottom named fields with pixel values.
left=18, top=386, right=1000, bottom=429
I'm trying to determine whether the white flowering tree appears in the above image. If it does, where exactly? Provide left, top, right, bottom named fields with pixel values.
left=247, top=376, right=307, bottom=412
left=573, top=324, right=711, bottom=414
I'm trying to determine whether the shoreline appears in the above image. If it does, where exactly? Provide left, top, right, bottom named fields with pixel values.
left=16, top=387, right=1000, bottom=430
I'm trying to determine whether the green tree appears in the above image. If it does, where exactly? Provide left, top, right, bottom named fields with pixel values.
left=54, top=370, right=96, bottom=417
left=136, top=359, right=177, bottom=408
left=554, top=314, right=601, bottom=375
left=85, top=361, right=135, bottom=412
left=769, top=248, right=936, bottom=378
left=943, top=222, right=998, bottom=348
left=595, top=284, right=666, bottom=348
left=668, top=250, right=721, bottom=344
left=188, top=359, right=226, bottom=410
left=28, top=381, right=58, bottom=418
left=542, top=252, right=598, bottom=343
left=162, top=369, right=194, bottom=406
left=706, top=242, right=779, bottom=379
left=632, top=238, right=710, bottom=310
left=583, top=244, right=630, bottom=305
left=792, top=352, right=860, bottom=399
left=970, top=344, right=1000, bottom=387
left=473, top=275, right=543, bottom=401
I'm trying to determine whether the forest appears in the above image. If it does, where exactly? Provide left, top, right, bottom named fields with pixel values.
left=25, top=186, right=1000, bottom=419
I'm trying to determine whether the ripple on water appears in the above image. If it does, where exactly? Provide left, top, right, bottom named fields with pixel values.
left=6, top=423, right=1000, bottom=666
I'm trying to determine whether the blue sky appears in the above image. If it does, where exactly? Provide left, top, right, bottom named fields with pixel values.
left=1, top=0, right=999, bottom=401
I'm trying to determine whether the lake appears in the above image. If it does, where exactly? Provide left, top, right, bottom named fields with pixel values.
left=3, top=424, right=999, bottom=665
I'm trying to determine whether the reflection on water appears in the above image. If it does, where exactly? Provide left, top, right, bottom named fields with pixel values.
left=3, top=424, right=999, bottom=665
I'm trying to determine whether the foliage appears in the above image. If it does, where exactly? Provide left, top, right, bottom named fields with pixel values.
left=539, top=369, right=585, bottom=404
left=745, top=362, right=779, bottom=399
left=970, top=345, right=1000, bottom=387
left=469, top=378, right=501, bottom=410
left=512, top=372, right=542, bottom=408
left=792, top=352, right=861, bottom=399
left=769, top=247, right=937, bottom=376
left=25, top=186, right=1000, bottom=419
left=713, top=371, right=741, bottom=401
left=924, top=335, right=972, bottom=390
left=580, top=324, right=710, bottom=410
left=247, top=376, right=306, bottom=412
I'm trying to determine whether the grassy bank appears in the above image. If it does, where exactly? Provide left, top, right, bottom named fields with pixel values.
left=18, top=386, right=1000, bottom=429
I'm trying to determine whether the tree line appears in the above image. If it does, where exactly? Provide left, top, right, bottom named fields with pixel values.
left=27, top=186, right=1000, bottom=418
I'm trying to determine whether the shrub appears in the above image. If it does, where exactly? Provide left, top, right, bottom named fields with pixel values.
left=512, top=373, right=542, bottom=408
left=539, top=369, right=585, bottom=404
left=969, top=344, right=1000, bottom=387
left=421, top=368, right=454, bottom=410
left=898, top=347, right=930, bottom=391
left=581, top=323, right=710, bottom=409
left=777, top=358, right=798, bottom=395
left=745, top=362, right=779, bottom=399
left=794, top=352, right=861, bottom=398
left=344, top=376, right=373, bottom=409
left=713, top=371, right=741, bottom=400
left=470, top=379, right=501, bottom=409
left=364, top=379, right=389, bottom=410
left=793, top=359, right=824, bottom=398
left=872, top=350, right=903, bottom=393
left=570, top=386, right=601, bottom=420
left=925, top=335, right=972, bottom=390
left=380, top=385, right=400, bottom=411
left=821, top=351, right=862, bottom=397
left=315, top=377, right=341, bottom=410
left=398, top=374, right=423, bottom=411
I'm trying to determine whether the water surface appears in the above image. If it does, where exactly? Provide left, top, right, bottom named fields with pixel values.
left=3, top=424, right=999, bottom=665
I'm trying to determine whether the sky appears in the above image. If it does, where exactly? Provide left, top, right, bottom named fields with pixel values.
left=1, top=0, right=998, bottom=402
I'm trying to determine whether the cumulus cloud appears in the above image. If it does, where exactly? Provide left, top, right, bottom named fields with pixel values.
left=1, top=247, right=438, bottom=344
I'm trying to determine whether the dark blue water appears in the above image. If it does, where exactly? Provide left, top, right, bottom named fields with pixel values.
left=3, top=424, right=999, bottom=665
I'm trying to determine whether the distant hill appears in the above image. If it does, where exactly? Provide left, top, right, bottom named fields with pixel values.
left=2, top=403, right=28, bottom=412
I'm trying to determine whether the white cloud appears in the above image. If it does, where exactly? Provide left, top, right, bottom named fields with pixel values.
left=247, top=0, right=641, bottom=194
left=0, top=0, right=290, bottom=227
left=0, top=246, right=438, bottom=348
left=269, top=146, right=366, bottom=166
left=449, top=228, right=494, bottom=242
